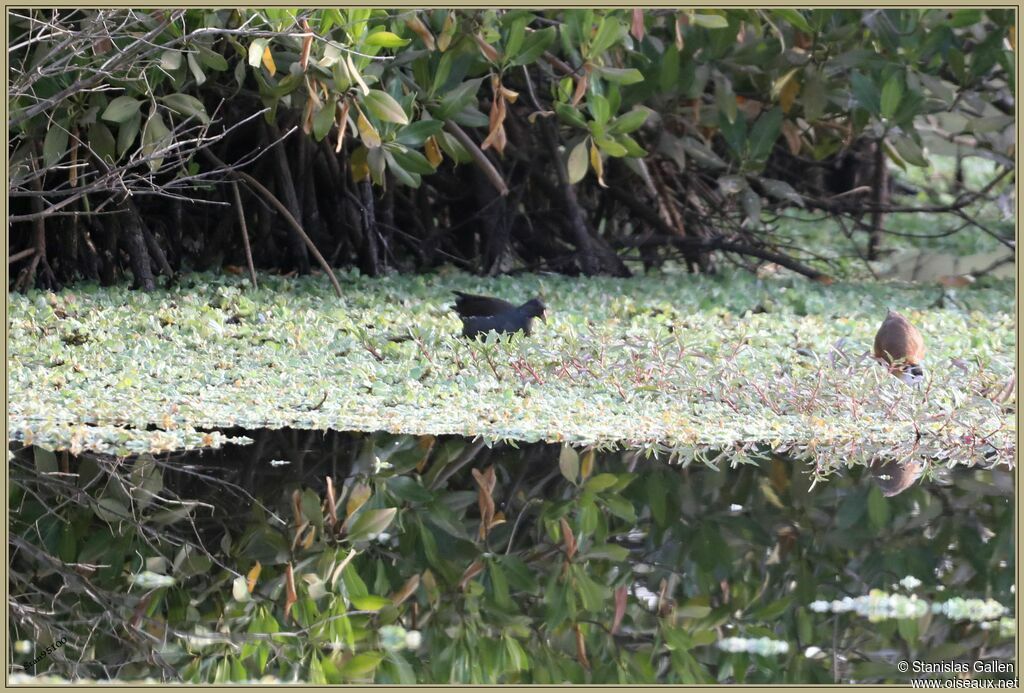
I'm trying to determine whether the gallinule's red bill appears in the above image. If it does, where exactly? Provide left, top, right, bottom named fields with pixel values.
left=873, top=309, right=926, bottom=385
left=452, top=291, right=546, bottom=338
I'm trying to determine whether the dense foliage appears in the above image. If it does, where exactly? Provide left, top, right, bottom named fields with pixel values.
left=8, top=270, right=1015, bottom=468
left=8, top=9, right=1015, bottom=288
left=9, top=432, right=1015, bottom=684
left=6, top=9, right=1016, bottom=685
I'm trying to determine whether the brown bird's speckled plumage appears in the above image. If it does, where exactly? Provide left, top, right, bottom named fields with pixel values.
left=873, top=309, right=926, bottom=384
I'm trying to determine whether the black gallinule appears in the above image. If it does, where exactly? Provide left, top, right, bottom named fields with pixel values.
left=452, top=291, right=546, bottom=338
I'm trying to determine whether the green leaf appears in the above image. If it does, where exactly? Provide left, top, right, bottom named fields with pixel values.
left=129, top=454, right=163, bottom=511
left=572, top=566, right=610, bottom=611
left=395, top=119, right=444, bottom=146
left=340, top=651, right=385, bottom=677
left=850, top=72, right=881, bottom=115
left=715, top=77, right=737, bottom=124
left=588, top=16, right=624, bottom=58
left=350, top=594, right=392, bottom=611
left=488, top=559, right=512, bottom=609
left=347, top=507, right=398, bottom=542
left=917, top=71, right=954, bottom=105
left=660, top=44, right=681, bottom=93
left=601, top=495, right=636, bottom=523
left=160, top=93, right=211, bottom=125
left=160, top=50, right=182, bottom=71
left=42, top=125, right=69, bottom=169
left=887, top=133, right=925, bottom=169
left=383, top=152, right=420, bottom=188
left=588, top=94, right=611, bottom=125
left=451, top=106, right=488, bottom=129
left=615, top=133, right=647, bottom=157
left=867, top=485, right=890, bottom=529
left=584, top=473, right=618, bottom=493
left=509, top=26, right=555, bottom=67
left=596, top=66, right=644, bottom=85
left=436, top=130, right=473, bottom=163
left=312, top=100, right=336, bottom=141
left=187, top=52, right=206, bottom=86
left=102, top=96, right=142, bottom=124
left=836, top=490, right=867, bottom=530
left=504, top=16, right=529, bottom=61
left=141, top=110, right=172, bottom=172
left=559, top=445, right=580, bottom=485
left=197, top=45, right=228, bottom=71
left=117, top=111, right=142, bottom=158
left=364, top=31, right=411, bottom=48
left=773, top=9, right=812, bottom=33
left=95, top=497, right=128, bottom=524
left=363, top=89, right=409, bottom=125
left=389, top=145, right=437, bottom=174
left=595, top=137, right=628, bottom=157
left=880, top=73, right=904, bottom=119
left=435, top=78, right=484, bottom=120
left=691, top=13, right=729, bottom=29
left=34, top=447, right=58, bottom=473
left=759, top=177, right=804, bottom=206
left=583, top=543, right=629, bottom=561
left=609, top=107, right=650, bottom=134
left=555, top=103, right=588, bottom=129
left=676, top=601, right=713, bottom=619
left=801, top=69, right=827, bottom=121
left=752, top=597, right=792, bottom=621
left=748, top=107, right=783, bottom=163
left=88, top=122, right=117, bottom=164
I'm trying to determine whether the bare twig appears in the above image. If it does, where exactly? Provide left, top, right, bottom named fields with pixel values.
left=203, top=150, right=342, bottom=297
left=231, top=181, right=258, bottom=289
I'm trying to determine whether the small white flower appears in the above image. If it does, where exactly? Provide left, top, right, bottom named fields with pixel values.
left=899, top=575, right=922, bottom=591
left=809, top=600, right=830, bottom=613
left=405, top=630, right=423, bottom=650
left=804, top=646, right=824, bottom=659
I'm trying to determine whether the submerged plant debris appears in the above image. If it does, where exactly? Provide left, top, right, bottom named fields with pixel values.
left=7, top=269, right=1015, bottom=473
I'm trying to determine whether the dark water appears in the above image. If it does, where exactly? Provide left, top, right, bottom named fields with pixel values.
left=8, top=430, right=1015, bottom=684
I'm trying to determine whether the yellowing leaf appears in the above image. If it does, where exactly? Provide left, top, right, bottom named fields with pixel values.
left=357, top=111, right=382, bottom=149
left=261, top=45, right=276, bottom=76
left=424, top=135, right=443, bottom=167
left=580, top=449, right=595, bottom=481
left=590, top=141, right=607, bottom=188
left=246, top=561, right=262, bottom=593
left=346, top=481, right=372, bottom=518
left=405, top=15, right=436, bottom=51
left=473, top=33, right=500, bottom=62
left=567, top=140, right=589, bottom=184
left=284, top=563, right=297, bottom=622
left=779, top=75, right=800, bottom=114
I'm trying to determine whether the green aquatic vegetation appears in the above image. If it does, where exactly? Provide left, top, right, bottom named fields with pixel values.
left=7, top=269, right=1015, bottom=473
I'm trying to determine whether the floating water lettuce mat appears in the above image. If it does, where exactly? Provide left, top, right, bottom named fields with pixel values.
left=7, top=269, right=1015, bottom=476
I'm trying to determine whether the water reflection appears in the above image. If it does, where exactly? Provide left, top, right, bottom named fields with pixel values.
left=8, top=430, right=1014, bottom=684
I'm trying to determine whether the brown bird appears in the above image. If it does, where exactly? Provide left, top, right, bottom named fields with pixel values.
left=873, top=309, right=926, bottom=384
left=869, top=458, right=925, bottom=497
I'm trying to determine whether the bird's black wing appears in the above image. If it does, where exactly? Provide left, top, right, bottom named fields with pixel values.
left=452, top=291, right=518, bottom=318
left=459, top=307, right=533, bottom=338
